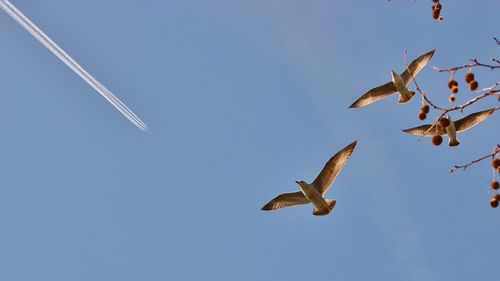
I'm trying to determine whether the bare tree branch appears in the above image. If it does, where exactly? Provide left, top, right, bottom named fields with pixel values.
left=433, top=58, right=500, bottom=72
left=450, top=145, right=500, bottom=173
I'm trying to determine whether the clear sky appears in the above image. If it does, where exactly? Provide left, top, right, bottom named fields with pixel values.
left=0, top=1, right=498, bottom=280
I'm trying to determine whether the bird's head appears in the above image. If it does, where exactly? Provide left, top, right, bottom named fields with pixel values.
left=295, top=180, right=306, bottom=187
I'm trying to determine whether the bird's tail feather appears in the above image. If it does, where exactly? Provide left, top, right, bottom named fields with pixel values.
left=398, top=91, right=415, bottom=104
left=312, top=199, right=336, bottom=216
left=448, top=139, right=460, bottom=147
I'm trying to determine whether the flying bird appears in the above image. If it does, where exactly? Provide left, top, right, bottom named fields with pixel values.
left=0, top=0, right=148, bottom=131
left=402, top=108, right=496, bottom=146
left=349, top=49, right=435, bottom=108
left=261, top=141, right=357, bottom=216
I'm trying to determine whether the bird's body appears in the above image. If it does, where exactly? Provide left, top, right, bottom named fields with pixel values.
left=349, top=50, right=435, bottom=108
left=403, top=108, right=496, bottom=146
left=261, top=141, right=357, bottom=216
left=391, top=70, right=413, bottom=103
left=297, top=181, right=336, bottom=216
left=445, top=115, right=459, bottom=146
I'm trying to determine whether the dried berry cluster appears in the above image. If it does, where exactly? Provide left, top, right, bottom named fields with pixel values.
left=465, top=72, right=479, bottom=91
left=428, top=118, right=451, bottom=146
left=446, top=72, right=480, bottom=103
left=489, top=158, right=500, bottom=208
left=418, top=104, right=429, bottom=120
left=431, top=0, right=443, bottom=20
left=447, top=79, right=458, bottom=102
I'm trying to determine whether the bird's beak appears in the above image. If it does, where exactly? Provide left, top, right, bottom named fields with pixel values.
left=295, top=181, right=299, bottom=184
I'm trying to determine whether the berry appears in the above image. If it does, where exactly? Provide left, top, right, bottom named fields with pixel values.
left=494, top=194, right=500, bottom=201
left=439, top=118, right=450, bottom=128
left=432, top=10, right=440, bottom=19
left=421, top=104, right=430, bottom=113
left=451, top=86, right=458, bottom=93
left=464, top=72, right=474, bottom=83
left=418, top=112, right=427, bottom=120
left=432, top=135, right=443, bottom=146
left=448, top=80, right=458, bottom=89
left=492, top=159, right=500, bottom=169
left=497, top=166, right=500, bottom=174
left=490, top=199, right=499, bottom=208
left=435, top=3, right=442, bottom=10
left=469, top=80, right=478, bottom=91
left=449, top=94, right=455, bottom=102
left=491, top=180, right=500, bottom=190
left=432, top=0, right=438, bottom=3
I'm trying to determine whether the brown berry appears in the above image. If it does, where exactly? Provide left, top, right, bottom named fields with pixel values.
left=464, top=72, right=474, bottom=83
left=451, top=86, right=458, bottom=93
left=469, top=80, right=478, bottom=91
left=492, top=159, right=500, bottom=169
left=432, top=0, right=438, bottom=3
left=432, top=135, right=443, bottom=146
left=494, top=194, right=500, bottom=201
left=435, top=3, right=442, bottom=10
left=491, top=180, right=500, bottom=190
left=448, top=80, right=458, bottom=89
left=449, top=94, right=455, bottom=102
left=418, top=112, right=427, bottom=120
left=421, top=104, right=430, bottom=113
left=439, top=118, right=450, bottom=128
left=432, top=10, right=440, bottom=19
left=490, top=199, right=499, bottom=208
left=497, top=166, right=500, bottom=174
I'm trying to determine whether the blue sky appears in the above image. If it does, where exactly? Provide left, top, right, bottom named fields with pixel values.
left=0, top=1, right=498, bottom=280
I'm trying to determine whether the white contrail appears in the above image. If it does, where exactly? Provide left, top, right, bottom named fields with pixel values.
left=0, top=0, right=148, bottom=131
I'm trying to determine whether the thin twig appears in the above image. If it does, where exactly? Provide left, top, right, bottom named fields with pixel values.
left=450, top=145, right=500, bottom=173
left=433, top=58, right=500, bottom=72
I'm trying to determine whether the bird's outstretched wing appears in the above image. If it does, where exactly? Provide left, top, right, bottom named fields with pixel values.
left=402, top=124, right=446, bottom=136
left=455, top=108, right=495, bottom=132
left=403, top=108, right=496, bottom=136
left=349, top=82, right=397, bottom=108
left=261, top=191, right=309, bottom=211
left=401, top=49, right=435, bottom=84
left=312, top=141, right=357, bottom=195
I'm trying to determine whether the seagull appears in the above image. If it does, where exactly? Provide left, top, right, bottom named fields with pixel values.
left=402, top=108, right=496, bottom=146
left=261, top=141, right=357, bottom=216
left=349, top=49, right=435, bottom=108
left=0, top=0, right=148, bottom=131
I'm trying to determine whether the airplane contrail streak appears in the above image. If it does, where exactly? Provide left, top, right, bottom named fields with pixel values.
left=0, top=0, right=148, bottom=131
